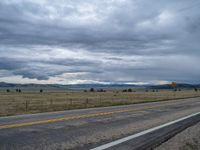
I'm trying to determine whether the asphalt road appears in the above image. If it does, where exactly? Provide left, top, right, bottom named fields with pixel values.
left=0, top=97, right=200, bottom=150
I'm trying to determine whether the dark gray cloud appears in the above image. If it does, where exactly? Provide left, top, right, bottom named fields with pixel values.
left=0, top=0, right=200, bottom=84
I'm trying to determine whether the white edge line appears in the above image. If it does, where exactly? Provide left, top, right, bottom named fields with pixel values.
left=91, top=112, right=200, bottom=150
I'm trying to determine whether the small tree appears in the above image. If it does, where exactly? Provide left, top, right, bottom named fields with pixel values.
left=16, top=89, right=19, bottom=92
left=90, top=88, right=95, bottom=92
left=171, top=82, right=177, bottom=91
left=194, top=88, right=198, bottom=92
left=40, top=89, right=43, bottom=93
left=171, top=82, right=177, bottom=88
left=6, top=89, right=10, bottom=93
left=128, top=88, right=132, bottom=92
left=18, top=89, right=21, bottom=93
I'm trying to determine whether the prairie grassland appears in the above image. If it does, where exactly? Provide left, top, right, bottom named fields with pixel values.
left=0, top=90, right=199, bottom=116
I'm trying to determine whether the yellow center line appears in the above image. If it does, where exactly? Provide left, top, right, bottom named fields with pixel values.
left=0, top=101, right=184, bottom=129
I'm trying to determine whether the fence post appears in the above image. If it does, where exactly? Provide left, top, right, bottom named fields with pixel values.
left=70, top=99, right=72, bottom=106
left=66, top=92, right=68, bottom=109
left=65, top=99, right=68, bottom=110
left=25, top=100, right=28, bottom=112
left=86, top=98, right=89, bottom=107
left=99, top=95, right=101, bottom=104
left=50, top=99, right=53, bottom=108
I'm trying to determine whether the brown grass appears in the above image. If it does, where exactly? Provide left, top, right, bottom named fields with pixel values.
left=0, top=90, right=199, bottom=116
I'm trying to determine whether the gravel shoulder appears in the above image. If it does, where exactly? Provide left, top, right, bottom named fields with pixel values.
left=155, top=121, right=200, bottom=150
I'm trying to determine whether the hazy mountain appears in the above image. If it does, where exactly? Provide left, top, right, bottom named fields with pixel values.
left=0, top=82, right=199, bottom=90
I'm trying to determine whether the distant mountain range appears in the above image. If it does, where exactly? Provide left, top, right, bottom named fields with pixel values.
left=0, top=82, right=199, bottom=90
left=149, top=83, right=200, bottom=89
left=0, top=82, right=141, bottom=90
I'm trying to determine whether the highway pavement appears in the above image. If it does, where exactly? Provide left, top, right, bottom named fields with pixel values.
left=0, top=97, right=200, bottom=150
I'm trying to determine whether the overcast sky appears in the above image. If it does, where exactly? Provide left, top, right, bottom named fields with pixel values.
left=0, top=0, right=200, bottom=84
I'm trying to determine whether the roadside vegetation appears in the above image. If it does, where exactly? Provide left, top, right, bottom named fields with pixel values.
left=0, top=89, right=200, bottom=116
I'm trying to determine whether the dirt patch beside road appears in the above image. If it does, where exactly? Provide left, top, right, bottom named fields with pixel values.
left=155, top=121, right=200, bottom=150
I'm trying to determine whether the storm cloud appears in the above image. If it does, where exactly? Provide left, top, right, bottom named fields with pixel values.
left=0, top=0, right=200, bottom=84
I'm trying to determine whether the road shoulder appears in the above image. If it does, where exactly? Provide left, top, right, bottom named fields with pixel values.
left=155, top=121, right=200, bottom=150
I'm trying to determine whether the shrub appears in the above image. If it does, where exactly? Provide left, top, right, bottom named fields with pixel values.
left=97, top=89, right=105, bottom=92
left=16, top=89, right=21, bottom=92
left=122, top=89, right=127, bottom=92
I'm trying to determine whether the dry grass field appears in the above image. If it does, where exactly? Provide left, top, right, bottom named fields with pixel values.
left=0, top=90, right=200, bottom=116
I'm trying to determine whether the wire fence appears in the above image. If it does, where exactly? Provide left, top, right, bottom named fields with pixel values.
left=0, top=90, right=200, bottom=116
